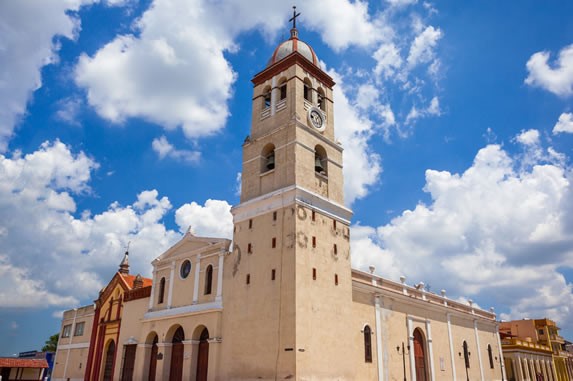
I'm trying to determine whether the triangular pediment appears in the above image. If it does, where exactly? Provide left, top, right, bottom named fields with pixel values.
left=152, top=231, right=231, bottom=266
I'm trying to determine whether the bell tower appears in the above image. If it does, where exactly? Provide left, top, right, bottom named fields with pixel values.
left=221, top=9, right=354, bottom=380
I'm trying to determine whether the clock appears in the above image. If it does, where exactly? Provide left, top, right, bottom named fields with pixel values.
left=307, top=107, right=325, bottom=132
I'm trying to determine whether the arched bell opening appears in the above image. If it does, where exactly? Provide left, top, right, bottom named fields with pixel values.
left=261, top=143, right=276, bottom=173
left=262, top=85, right=271, bottom=109
left=303, top=77, right=313, bottom=102
left=314, top=145, right=327, bottom=176
left=317, top=87, right=326, bottom=111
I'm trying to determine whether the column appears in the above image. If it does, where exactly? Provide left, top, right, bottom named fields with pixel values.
left=516, top=356, right=524, bottom=381
left=495, top=325, right=507, bottom=381
left=182, top=340, right=195, bottom=380
left=270, top=75, right=277, bottom=116
left=542, top=359, right=549, bottom=381
left=407, top=317, right=416, bottom=381
left=374, top=295, right=383, bottom=381
left=425, top=319, right=436, bottom=381
left=511, top=358, right=518, bottom=381
left=156, top=343, right=172, bottom=381
left=446, top=314, right=457, bottom=380
left=134, top=343, right=150, bottom=380
left=215, top=251, right=224, bottom=302
left=167, top=261, right=175, bottom=308
left=473, top=320, right=485, bottom=381
left=192, top=255, right=201, bottom=304
left=148, top=269, right=156, bottom=309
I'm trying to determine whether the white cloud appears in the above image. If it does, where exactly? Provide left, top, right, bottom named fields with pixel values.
left=152, top=136, right=200, bottom=163
left=55, top=97, right=83, bottom=127
left=407, top=25, right=443, bottom=68
left=355, top=142, right=573, bottom=330
left=386, top=0, right=418, bottom=7
left=329, top=70, right=383, bottom=205
left=405, top=96, right=440, bottom=125
left=0, top=141, right=182, bottom=308
left=516, top=129, right=540, bottom=146
left=525, top=44, right=573, bottom=97
left=373, top=43, right=403, bottom=79
left=553, top=112, right=573, bottom=134
left=0, top=0, right=92, bottom=151
left=175, top=199, right=233, bottom=239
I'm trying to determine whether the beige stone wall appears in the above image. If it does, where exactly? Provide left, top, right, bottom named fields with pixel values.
left=113, top=296, right=149, bottom=380
left=52, top=304, right=94, bottom=381
left=135, top=310, right=223, bottom=381
left=221, top=206, right=298, bottom=380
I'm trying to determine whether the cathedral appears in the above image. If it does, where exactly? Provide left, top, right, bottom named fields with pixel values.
left=53, top=12, right=505, bottom=381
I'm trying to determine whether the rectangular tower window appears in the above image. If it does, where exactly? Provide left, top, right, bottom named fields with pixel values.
left=272, top=269, right=276, bottom=280
left=312, top=210, right=316, bottom=221
left=273, top=211, right=277, bottom=221
left=249, top=219, right=252, bottom=229
left=272, top=237, right=276, bottom=248
left=335, top=274, right=339, bottom=286
left=312, top=268, right=317, bottom=280
left=333, top=220, right=337, bottom=229
left=333, top=244, right=338, bottom=255
left=246, top=274, right=250, bottom=285
left=312, top=236, right=316, bottom=248
left=248, top=243, right=252, bottom=254
left=280, top=83, right=287, bottom=100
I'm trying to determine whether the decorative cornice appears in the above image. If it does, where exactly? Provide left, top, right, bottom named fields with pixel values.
left=143, top=300, right=223, bottom=321
left=252, top=51, right=335, bottom=88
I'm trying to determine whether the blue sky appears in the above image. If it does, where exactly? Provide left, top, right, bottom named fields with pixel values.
left=1, top=0, right=572, bottom=356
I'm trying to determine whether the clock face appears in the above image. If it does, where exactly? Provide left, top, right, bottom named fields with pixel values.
left=308, top=107, right=325, bottom=132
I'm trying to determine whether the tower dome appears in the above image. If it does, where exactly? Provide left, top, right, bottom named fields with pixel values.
left=267, top=28, right=319, bottom=68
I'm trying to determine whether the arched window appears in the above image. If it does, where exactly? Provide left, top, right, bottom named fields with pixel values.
left=170, top=327, right=185, bottom=381
left=304, top=78, right=312, bottom=102
left=158, top=277, right=165, bottom=304
left=262, top=86, right=271, bottom=109
left=148, top=334, right=158, bottom=381
left=363, top=325, right=372, bottom=363
left=204, top=265, right=213, bottom=295
left=314, top=145, right=327, bottom=176
left=103, top=340, right=116, bottom=381
left=317, top=87, right=326, bottom=111
left=261, top=143, right=275, bottom=173
left=278, top=78, right=287, bottom=101
left=463, top=340, right=470, bottom=369
left=487, top=344, right=494, bottom=369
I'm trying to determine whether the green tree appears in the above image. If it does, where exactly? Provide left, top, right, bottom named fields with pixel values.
left=42, top=333, right=59, bottom=352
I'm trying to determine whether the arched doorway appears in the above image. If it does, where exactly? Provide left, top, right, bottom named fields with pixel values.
left=148, top=334, right=158, bottom=381
left=196, top=328, right=209, bottom=381
left=413, top=328, right=427, bottom=381
left=169, top=327, right=185, bottom=381
left=102, top=340, right=116, bottom=381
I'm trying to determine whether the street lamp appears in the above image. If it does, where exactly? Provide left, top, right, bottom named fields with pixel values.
left=397, top=342, right=410, bottom=381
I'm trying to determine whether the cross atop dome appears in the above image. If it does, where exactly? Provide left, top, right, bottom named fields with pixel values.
left=289, top=6, right=301, bottom=39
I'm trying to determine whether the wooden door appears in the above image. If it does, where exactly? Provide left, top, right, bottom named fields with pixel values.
left=413, top=329, right=427, bottom=381
left=169, top=343, right=184, bottom=381
left=196, top=328, right=209, bottom=381
left=121, top=344, right=136, bottom=381
left=148, top=340, right=158, bottom=381
left=103, top=341, right=116, bottom=381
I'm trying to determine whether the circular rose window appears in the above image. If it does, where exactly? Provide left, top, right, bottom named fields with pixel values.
left=180, top=259, right=191, bottom=279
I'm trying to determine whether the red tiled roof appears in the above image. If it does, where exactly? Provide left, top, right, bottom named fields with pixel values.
left=121, top=274, right=152, bottom=288
left=0, top=358, right=48, bottom=368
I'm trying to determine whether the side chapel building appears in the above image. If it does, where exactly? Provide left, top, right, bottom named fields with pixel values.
left=54, top=14, right=506, bottom=381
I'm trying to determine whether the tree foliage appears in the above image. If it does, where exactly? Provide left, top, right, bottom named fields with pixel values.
left=42, top=333, right=59, bottom=352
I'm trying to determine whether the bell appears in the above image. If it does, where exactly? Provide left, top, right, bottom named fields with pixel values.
left=266, top=154, right=275, bottom=170
left=315, top=156, right=325, bottom=173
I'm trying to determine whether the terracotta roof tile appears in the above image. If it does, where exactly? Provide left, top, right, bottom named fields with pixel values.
left=0, top=358, right=48, bottom=368
left=121, top=274, right=152, bottom=289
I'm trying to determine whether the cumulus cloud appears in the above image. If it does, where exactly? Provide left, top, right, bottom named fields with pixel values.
left=553, top=112, right=573, bottom=134
left=516, top=129, right=540, bottom=146
left=0, top=0, right=92, bottom=151
left=525, top=43, right=573, bottom=97
left=329, top=70, right=383, bottom=205
left=353, top=136, right=573, bottom=330
left=373, top=43, right=403, bottom=79
left=175, top=199, right=233, bottom=239
left=152, top=136, right=200, bottom=163
left=0, top=141, right=181, bottom=308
